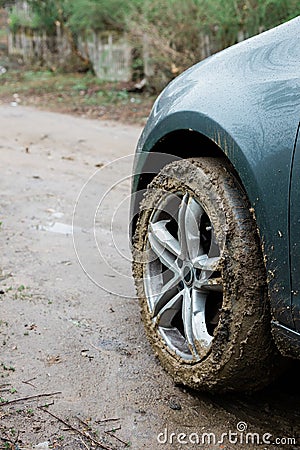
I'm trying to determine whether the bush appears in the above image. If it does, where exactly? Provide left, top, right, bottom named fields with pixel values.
left=5, top=0, right=300, bottom=91
left=128, top=0, right=300, bottom=90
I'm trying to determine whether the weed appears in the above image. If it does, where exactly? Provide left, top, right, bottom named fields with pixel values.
left=0, top=69, right=154, bottom=125
left=0, top=320, right=8, bottom=326
left=1, top=363, right=15, bottom=372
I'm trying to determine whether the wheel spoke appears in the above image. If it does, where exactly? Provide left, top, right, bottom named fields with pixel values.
left=149, top=220, right=180, bottom=257
left=209, top=228, right=221, bottom=258
left=178, top=193, right=189, bottom=259
left=157, top=290, right=183, bottom=328
left=191, top=289, right=213, bottom=347
left=152, top=271, right=182, bottom=317
left=182, top=287, right=196, bottom=353
left=197, top=276, right=223, bottom=292
left=185, top=197, right=204, bottom=259
left=193, top=254, right=221, bottom=271
left=148, top=226, right=177, bottom=270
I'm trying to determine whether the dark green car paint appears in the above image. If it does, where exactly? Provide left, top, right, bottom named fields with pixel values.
left=291, top=125, right=300, bottom=331
left=131, top=18, right=300, bottom=355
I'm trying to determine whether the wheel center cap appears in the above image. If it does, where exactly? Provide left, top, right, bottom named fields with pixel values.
left=183, top=263, right=194, bottom=286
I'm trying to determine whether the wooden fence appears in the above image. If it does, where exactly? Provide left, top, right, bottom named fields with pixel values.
left=78, top=32, right=132, bottom=82
left=8, top=25, right=72, bottom=68
left=7, top=26, right=265, bottom=83
left=7, top=27, right=132, bottom=81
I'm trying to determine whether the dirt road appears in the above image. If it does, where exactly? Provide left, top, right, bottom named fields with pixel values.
left=0, top=105, right=299, bottom=449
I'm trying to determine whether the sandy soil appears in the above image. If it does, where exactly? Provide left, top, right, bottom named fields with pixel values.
left=0, top=105, right=299, bottom=449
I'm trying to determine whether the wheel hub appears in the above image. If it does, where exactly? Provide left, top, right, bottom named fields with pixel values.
left=144, top=192, right=223, bottom=361
left=183, top=262, right=194, bottom=286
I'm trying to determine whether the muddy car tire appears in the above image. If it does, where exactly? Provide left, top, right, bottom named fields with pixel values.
left=132, top=157, right=282, bottom=392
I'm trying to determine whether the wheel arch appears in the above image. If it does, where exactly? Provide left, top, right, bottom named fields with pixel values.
left=131, top=111, right=259, bottom=238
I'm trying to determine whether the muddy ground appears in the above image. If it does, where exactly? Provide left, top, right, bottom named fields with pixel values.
left=0, top=105, right=299, bottom=450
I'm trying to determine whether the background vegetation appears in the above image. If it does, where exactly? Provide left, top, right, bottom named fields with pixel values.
left=1, top=0, right=299, bottom=91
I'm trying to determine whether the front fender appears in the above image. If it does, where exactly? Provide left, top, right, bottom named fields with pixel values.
left=133, top=109, right=294, bottom=329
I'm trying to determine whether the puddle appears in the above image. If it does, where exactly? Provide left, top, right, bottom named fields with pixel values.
left=35, top=221, right=91, bottom=235
left=36, top=222, right=75, bottom=235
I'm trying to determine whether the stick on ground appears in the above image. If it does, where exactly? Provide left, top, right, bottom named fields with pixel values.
left=0, top=391, right=62, bottom=407
left=39, top=407, right=113, bottom=450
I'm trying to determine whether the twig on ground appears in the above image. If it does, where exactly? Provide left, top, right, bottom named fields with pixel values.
left=0, top=384, right=11, bottom=393
left=90, top=343, right=103, bottom=352
left=105, top=426, right=121, bottom=433
left=105, top=429, right=129, bottom=447
left=76, top=416, right=92, bottom=430
left=78, top=436, right=90, bottom=450
left=0, top=391, right=61, bottom=407
left=40, top=400, right=55, bottom=408
left=22, top=377, right=37, bottom=388
left=39, top=407, right=113, bottom=450
left=96, top=417, right=120, bottom=424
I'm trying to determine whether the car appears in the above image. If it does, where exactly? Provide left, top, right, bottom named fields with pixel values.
left=130, top=17, right=300, bottom=392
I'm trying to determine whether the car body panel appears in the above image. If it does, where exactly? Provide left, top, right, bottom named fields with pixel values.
left=291, top=125, right=300, bottom=331
left=132, top=17, right=300, bottom=332
left=271, top=321, right=300, bottom=359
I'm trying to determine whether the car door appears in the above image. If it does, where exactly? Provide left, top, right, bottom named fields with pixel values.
left=291, top=123, right=300, bottom=331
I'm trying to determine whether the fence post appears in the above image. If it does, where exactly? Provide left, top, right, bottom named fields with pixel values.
left=142, top=33, right=154, bottom=78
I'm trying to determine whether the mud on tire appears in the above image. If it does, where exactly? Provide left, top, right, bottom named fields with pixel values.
left=132, top=157, right=282, bottom=392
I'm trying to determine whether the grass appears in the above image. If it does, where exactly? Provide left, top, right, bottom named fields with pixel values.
left=0, top=69, right=155, bottom=124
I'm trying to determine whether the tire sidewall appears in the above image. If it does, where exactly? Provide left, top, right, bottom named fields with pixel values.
left=133, top=158, right=274, bottom=392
